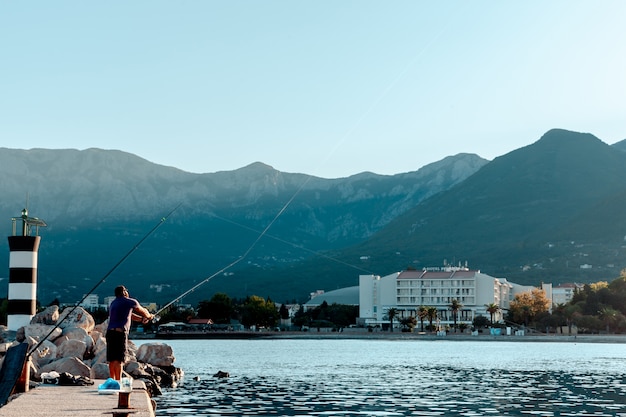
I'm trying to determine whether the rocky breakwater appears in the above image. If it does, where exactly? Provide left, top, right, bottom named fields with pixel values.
left=0, top=305, right=182, bottom=397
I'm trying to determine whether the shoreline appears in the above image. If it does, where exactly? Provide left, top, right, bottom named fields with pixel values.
left=137, top=330, right=626, bottom=344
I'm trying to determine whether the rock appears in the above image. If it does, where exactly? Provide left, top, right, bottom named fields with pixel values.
left=31, top=305, right=60, bottom=325
left=90, top=362, right=110, bottom=380
left=0, top=341, right=18, bottom=354
left=124, top=360, right=145, bottom=375
left=127, top=340, right=138, bottom=362
left=57, top=307, right=95, bottom=332
left=0, top=325, right=15, bottom=342
left=23, top=323, right=62, bottom=343
left=15, top=326, right=25, bottom=342
left=30, top=340, right=58, bottom=366
left=38, top=356, right=91, bottom=378
left=89, top=348, right=107, bottom=368
left=93, top=320, right=107, bottom=335
left=62, top=327, right=95, bottom=357
left=92, top=331, right=107, bottom=357
left=136, top=342, right=175, bottom=367
left=141, top=378, right=163, bottom=397
left=57, top=339, right=87, bottom=360
left=213, top=370, right=229, bottom=378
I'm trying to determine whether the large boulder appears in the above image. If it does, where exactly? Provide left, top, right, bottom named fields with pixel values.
left=90, top=362, right=110, bottom=380
left=57, top=339, right=87, bottom=360
left=93, top=320, right=108, bottom=335
left=23, top=323, right=62, bottom=343
left=62, top=327, right=94, bottom=352
left=31, top=339, right=58, bottom=367
left=57, top=307, right=95, bottom=332
left=136, top=342, right=175, bottom=367
left=31, top=305, right=60, bottom=325
left=38, top=356, right=91, bottom=378
left=90, top=348, right=107, bottom=368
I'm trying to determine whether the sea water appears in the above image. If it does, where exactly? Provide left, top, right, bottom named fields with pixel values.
left=145, top=338, right=626, bottom=416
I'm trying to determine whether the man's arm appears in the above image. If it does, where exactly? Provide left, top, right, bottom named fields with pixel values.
left=132, top=305, right=154, bottom=323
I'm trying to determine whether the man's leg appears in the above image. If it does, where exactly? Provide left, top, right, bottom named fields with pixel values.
left=109, top=360, right=122, bottom=380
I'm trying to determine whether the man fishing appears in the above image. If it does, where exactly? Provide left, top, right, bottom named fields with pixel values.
left=106, top=285, right=154, bottom=380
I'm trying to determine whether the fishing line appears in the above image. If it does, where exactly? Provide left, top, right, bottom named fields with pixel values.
left=155, top=6, right=463, bottom=316
left=210, top=213, right=375, bottom=274
left=154, top=190, right=306, bottom=317
left=27, top=203, right=181, bottom=357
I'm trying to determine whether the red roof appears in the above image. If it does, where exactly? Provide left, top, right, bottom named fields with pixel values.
left=187, top=318, right=214, bottom=325
left=397, top=269, right=478, bottom=280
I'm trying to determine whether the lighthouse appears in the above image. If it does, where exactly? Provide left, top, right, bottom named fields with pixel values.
left=7, top=208, right=46, bottom=331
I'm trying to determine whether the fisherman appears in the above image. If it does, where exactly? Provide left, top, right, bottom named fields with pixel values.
left=106, top=285, right=154, bottom=380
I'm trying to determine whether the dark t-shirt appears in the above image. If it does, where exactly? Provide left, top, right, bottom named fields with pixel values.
left=108, top=296, right=140, bottom=332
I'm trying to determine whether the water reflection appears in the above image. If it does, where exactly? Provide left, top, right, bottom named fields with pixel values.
left=151, top=340, right=626, bottom=417
left=156, top=366, right=626, bottom=416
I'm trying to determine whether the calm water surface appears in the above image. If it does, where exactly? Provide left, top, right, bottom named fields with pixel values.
left=146, top=338, right=626, bottom=416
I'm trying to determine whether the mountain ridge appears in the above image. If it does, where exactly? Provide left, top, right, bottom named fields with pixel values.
left=1, top=129, right=625, bottom=304
left=0, top=147, right=487, bottom=304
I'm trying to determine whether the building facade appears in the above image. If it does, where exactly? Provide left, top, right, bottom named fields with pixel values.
left=359, top=266, right=528, bottom=328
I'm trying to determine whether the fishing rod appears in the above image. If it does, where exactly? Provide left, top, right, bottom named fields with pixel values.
left=28, top=203, right=181, bottom=357
left=153, top=180, right=310, bottom=319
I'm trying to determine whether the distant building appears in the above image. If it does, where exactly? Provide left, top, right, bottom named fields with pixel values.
left=80, top=294, right=99, bottom=310
left=103, top=296, right=115, bottom=307
left=358, top=266, right=536, bottom=328
left=304, top=286, right=359, bottom=312
left=552, top=283, right=583, bottom=306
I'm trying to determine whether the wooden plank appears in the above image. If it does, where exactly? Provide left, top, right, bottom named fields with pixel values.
left=0, top=343, right=28, bottom=407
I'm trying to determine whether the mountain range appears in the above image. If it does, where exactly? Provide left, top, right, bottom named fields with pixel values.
left=0, top=128, right=625, bottom=306
left=0, top=145, right=486, bottom=305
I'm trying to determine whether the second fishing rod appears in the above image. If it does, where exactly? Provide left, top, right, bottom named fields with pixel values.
left=28, top=203, right=181, bottom=357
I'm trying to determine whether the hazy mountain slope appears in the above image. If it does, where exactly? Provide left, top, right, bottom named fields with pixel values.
left=0, top=148, right=486, bottom=304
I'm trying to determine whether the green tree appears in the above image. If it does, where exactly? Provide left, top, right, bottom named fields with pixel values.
left=279, top=304, right=290, bottom=320
left=473, top=315, right=490, bottom=329
left=240, top=295, right=279, bottom=329
left=599, top=307, right=624, bottom=333
left=417, top=306, right=428, bottom=332
left=385, top=308, right=398, bottom=332
left=159, top=305, right=195, bottom=324
left=426, top=306, right=438, bottom=331
left=485, top=303, right=500, bottom=325
left=449, top=299, right=462, bottom=331
left=197, top=292, right=233, bottom=324
left=400, top=316, right=417, bottom=332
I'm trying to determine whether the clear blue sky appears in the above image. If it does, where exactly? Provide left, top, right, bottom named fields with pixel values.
left=1, top=2, right=625, bottom=178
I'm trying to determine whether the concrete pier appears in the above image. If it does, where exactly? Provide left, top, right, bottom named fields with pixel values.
left=0, top=379, right=156, bottom=417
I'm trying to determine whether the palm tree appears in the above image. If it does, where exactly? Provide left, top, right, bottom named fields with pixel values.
left=426, top=306, right=438, bottom=332
left=385, top=308, right=398, bottom=332
left=417, top=306, right=428, bottom=332
left=485, top=303, right=500, bottom=325
left=449, top=299, right=462, bottom=332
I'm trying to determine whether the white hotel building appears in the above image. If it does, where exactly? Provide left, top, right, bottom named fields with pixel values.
left=359, top=266, right=535, bottom=327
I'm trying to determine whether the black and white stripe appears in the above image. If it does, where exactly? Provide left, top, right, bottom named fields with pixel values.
left=7, top=236, right=40, bottom=331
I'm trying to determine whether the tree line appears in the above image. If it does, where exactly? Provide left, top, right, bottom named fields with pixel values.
left=3, top=269, right=625, bottom=334
left=159, top=292, right=358, bottom=331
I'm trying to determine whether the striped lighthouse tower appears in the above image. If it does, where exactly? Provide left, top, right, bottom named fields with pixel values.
left=7, top=208, right=46, bottom=331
